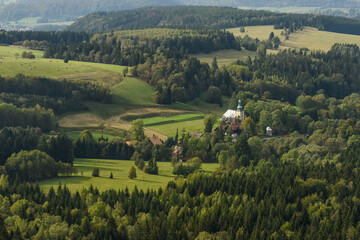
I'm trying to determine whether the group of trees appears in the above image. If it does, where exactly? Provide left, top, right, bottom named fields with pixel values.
left=0, top=74, right=112, bottom=114
left=74, top=130, right=134, bottom=160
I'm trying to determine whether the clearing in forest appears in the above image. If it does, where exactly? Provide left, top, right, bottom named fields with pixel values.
left=38, top=158, right=218, bottom=192
left=189, top=49, right=258, bottom=66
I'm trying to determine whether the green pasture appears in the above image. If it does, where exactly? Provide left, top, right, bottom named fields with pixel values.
left=228, top=25, right=360, bottom=52
left=0, top=46, right=124, bottom=81
left=143, top=113, right=205, bottom=136
left=228, top=25, right=284, bottom=41
left=39, top=158, right=218, bottom=192
left=111, top=77, right=156, bottom=106
left=0, top=45, right=43, bottom=58
left=189, top=49, right=258, bottom=66
left=0, top=58, right=125, bottom=78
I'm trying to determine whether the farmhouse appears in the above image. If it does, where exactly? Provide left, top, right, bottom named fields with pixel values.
left=149, top=135, right=163, bottom=145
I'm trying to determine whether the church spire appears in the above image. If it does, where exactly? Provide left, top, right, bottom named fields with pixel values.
left=237, top=99, right=243, bottom=110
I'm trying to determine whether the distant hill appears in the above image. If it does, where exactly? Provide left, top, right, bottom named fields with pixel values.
left=67, top=6, right=360, bottom=37
left=0, top=0, right=182, bottom=22
left=1, top=0, right=360, bottom=22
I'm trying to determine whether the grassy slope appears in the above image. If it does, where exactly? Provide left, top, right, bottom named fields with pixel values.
left=143, top=114, right=206, bottom=136
left=189, top=49, right=258, bottom=66
left=0, top=46, right=124, bottom=83
left=228, top=25, right=360, bottom=52
left=60, top=77, right=228, bottom=137
left=0, top=45, right=43, bottom=58
left=39, top=158, right=218, bottom=192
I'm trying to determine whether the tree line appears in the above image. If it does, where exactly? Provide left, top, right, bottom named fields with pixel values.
left=0, top=74, right=112, bottom=114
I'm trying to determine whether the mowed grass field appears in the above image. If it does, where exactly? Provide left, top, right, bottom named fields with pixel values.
left=189, top=49, right=258, bottom=66
left=39, top=158, right=218, bottom=192
left=228, top=25, right=360, bottom=52
left=143, top=113, right=206, bottom=136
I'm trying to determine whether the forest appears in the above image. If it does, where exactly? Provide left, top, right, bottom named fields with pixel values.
left=68, top=6, right=360, bottom=35
left=1, top=5, right=360, bottom=239
left=1, top=41, right=360, bottom=238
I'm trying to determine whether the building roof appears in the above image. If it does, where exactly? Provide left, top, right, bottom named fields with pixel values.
left=149, top=135, right=163, bottom=145
left=266, top=127, right=272, bottom=131
left=222, top=110, right=236, bottom=119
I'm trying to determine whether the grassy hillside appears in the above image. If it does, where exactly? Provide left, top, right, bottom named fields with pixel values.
left=0, top=45, right=43, bottom=58
left=39, top=158, right=218, bottom=192
left=189, top=49, right=258, bottom=66
left=59, top=77, right=228, bottom=138
left=0, top=45, right=124, bottom=81
left=228, top=25, right=360, bottom=52
left=143, top=113, right=206, bottom=136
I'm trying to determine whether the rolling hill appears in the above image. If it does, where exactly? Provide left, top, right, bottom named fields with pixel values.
left=2, top=0, right=360, bottom=23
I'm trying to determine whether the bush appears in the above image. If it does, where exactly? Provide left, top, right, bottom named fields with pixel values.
left=187, top=157, right=202, bottom=170
left=129, top=166, right=137, bottom=179
left=21, top=51, right=35, bottom=59
left=92, top=168, right=100, bottom=177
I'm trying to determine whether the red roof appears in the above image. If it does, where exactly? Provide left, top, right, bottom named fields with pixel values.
left=230, top=122, right=241, bottom=131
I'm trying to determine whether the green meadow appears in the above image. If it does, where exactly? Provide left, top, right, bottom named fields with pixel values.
left=0, top=45, right=124, bottom=83
left=189, top=49, right=258, bottom=66
left=39, top=158, right=218, bottom=192
left=0, top=45, right=43, bottom=58
left=143, top=114, right=206, bottom=136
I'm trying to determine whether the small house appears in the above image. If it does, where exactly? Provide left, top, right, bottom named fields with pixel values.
left=149, top=135, right=163, bottom=145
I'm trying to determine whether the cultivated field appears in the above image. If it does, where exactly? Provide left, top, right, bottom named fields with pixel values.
left=39, top=158, right=218, bottom=192
left=189, top=49, right=258, bottom=66
left=228, top=25, right=360, bottom=52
